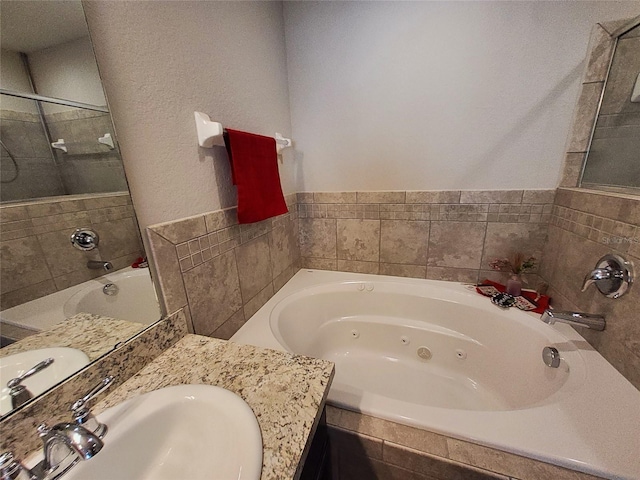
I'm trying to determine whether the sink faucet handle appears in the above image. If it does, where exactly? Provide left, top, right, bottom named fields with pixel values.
left=71, top=376, right=115, bottom=438
left=0, top=451, right=34, bottom=480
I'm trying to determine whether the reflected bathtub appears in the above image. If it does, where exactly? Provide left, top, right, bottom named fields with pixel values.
left=232, top=269, right=640, bottom=480
left=1, top=267, right=160, bottom=335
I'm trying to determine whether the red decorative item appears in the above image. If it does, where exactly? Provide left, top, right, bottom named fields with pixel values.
left=224, top=128, right=288, bottom=224
left=476, top=279, right=550, bottom=314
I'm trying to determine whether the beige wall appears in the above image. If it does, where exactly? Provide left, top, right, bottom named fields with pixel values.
left=84, top=1, right=295, bottom=229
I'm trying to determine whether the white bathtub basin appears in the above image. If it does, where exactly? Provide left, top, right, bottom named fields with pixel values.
left=63, top=269, right=160, bottom=324
left=1, top=267, right=159, bottom=333
left=232, top=269, right=640, bottom=480
left=0, top=347, right=90, bottom=415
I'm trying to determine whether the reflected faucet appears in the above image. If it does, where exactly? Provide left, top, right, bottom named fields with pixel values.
left=540, top=308, right=605, bottom=331
left=31, top=423, right=103, bottom=480
left=87, top=260, right=113, bottom=271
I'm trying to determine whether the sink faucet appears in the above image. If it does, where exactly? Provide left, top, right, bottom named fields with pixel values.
left=30, top=423, right=103, bottom=480
left=540, top=308, right=605, bottom=331
left=86, top=260, right=113, bottom=271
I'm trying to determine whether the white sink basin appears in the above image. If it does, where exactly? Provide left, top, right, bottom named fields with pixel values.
left=63, top=384, right=263, bottom=480
left=0, top=347, right=90, bottom=415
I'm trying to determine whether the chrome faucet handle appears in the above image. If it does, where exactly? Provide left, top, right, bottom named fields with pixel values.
left=71, top=376, right=114, bottom=438
left=7, top=358, right=55, bottom=410
left=580, top=254, right=633, bottom=299
left=0, top=452, right=34, bottom=480
left=34, top=422, right=103, bottom=479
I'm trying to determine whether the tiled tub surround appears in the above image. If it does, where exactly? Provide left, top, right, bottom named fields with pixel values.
left=0, top=309, right=187, bottom=459
left=298, top=189, right=554, bottom=287
left=325, top=407, right=604, bottom=480
left=0, top=192, right=144, bottom=310
left=146, top=193, right=299, bottom=339
left=90, top=335, right=334, bottom=480
left=540, top=188, right=640, bottom=389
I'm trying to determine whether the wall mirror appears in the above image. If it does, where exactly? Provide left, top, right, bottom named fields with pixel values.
left=0, top=1, right=161, bottom=418
left=580, top=21, right=640, bottom=193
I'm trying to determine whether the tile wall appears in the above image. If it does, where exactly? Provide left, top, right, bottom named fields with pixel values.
left=326, top=406, right=602, bottom=480
left=0, top=192, right=143, bottom=309
left=540, top=188, right=640, bottom=389
left=146, top=194, right=299, bottom=339
left=298, top=190, right=555, bottom=288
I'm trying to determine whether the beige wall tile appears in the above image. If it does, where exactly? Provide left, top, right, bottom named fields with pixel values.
left=326, top=406, right=449, bottom=458
left=379, top=263, right=426, bottom=279
left=204, top=207, right=238, bottom=232
left=210, top=309, right=246, bottom=340
left=0, top=279, right=57, bottom=310
left=406, top=191, right=461, bottom=204
left=447, top=439, right=586, bottom=480
left=182, top=250, right=243, bottom=335
left=268, top=215, right=297, bottom=278
left=297, top=192, right=314, bottom=203
left=583, top=24, right=615, bottom=83
left=521, top=190, right=556, bottom=204
left=150, top=214, right=206, bottom=244
left=146, top=229, right=188, bottom=315
left=301, top=257, right=337, bottom=270
left=383, top=442, right=508, bottom=480
left=481, top=223, right=548, bottom=271
left=426, top=267, right=478, bottom=283
left=300, top=218, right=337, bottom=259
left=459, top=191, right=523, bottom=204
left=328, top=425, right=383, bottom=460
left=0, top=205, right=29, bottom=223
left=337, top=219, right=380, bottom=262
left=566, top=82, right=604, bottom=152
left=243, top=282, right=275, bottom=320
left=559, top=153, right=586, bottom=187
left=314, top=192, right=357, bottom=204
left=428, top=222, right=486, bottom=269
left=357, top=191, right=406, bottom=204
left=380, top=220, right=429, bottom=265
left=235, top=234, right=273, bottom=301
left=273, top=264, right=298, bottom=292
left=337, top=259, right=379, bottom=274
left=0, top=236, right=51, bottom=294
left=338, top=455, right=435, bottom=480
left=94, top=217, right=143, bottom=259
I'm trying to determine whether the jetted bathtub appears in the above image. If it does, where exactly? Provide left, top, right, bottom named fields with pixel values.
left=231, top=269, right=640, bottom=480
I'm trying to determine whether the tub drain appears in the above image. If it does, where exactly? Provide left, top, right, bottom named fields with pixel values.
left=417, top=347, right=432, bottom=360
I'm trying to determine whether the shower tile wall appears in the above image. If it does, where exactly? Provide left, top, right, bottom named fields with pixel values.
left=298, top=190, right=555, bottom=287
left=540, top=188, right=640, bottom=389
left=45, top=109, right=128, bottom=195
left=146, top=194, right=299, bottom=339
left=0, top=109, right=65, bottom=201
left=0, top=193, right=143, bottom=309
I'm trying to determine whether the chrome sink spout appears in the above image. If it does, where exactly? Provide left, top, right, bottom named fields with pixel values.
left=540, top=308, right=605, bottom=331
left=31, top=423, right=103, bottom=480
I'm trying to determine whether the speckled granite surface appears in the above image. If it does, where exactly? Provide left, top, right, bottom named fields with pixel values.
left=0, top=310, right=187, bottom=458
left=0, top=313, right=146, bottom=361
left=94, top=335, right=335, bottom=480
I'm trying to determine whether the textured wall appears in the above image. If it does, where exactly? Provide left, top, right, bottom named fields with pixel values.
left=284, top=1, right=640, bottom=192
left=84, top=1, right=294, bottom=229
left=0, top=193, right=143, bottom=309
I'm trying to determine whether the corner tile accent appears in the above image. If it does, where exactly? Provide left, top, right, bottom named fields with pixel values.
left=0, top=193, right=143, bottom=309
left=0, top=310, right=187, bottom=459
left=147, top=194, right=299, bottom=339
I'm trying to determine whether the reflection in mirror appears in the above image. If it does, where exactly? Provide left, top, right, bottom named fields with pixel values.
left=581, top=23, right=640, bottom=193
left=0, top=1, right=161, bottom=418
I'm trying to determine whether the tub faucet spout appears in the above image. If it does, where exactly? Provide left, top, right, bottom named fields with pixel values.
left=87, top=260, right=113, bottom=271
left=540, top=309, right=605, bottom=331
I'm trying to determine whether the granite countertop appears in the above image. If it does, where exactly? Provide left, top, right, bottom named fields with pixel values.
left=93, top=334, right=335, bottom=480
left=0, top=313, right=146, bottom=361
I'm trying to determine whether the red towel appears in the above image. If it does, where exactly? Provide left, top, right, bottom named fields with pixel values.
left=224, top=129, right=288, bottom=224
